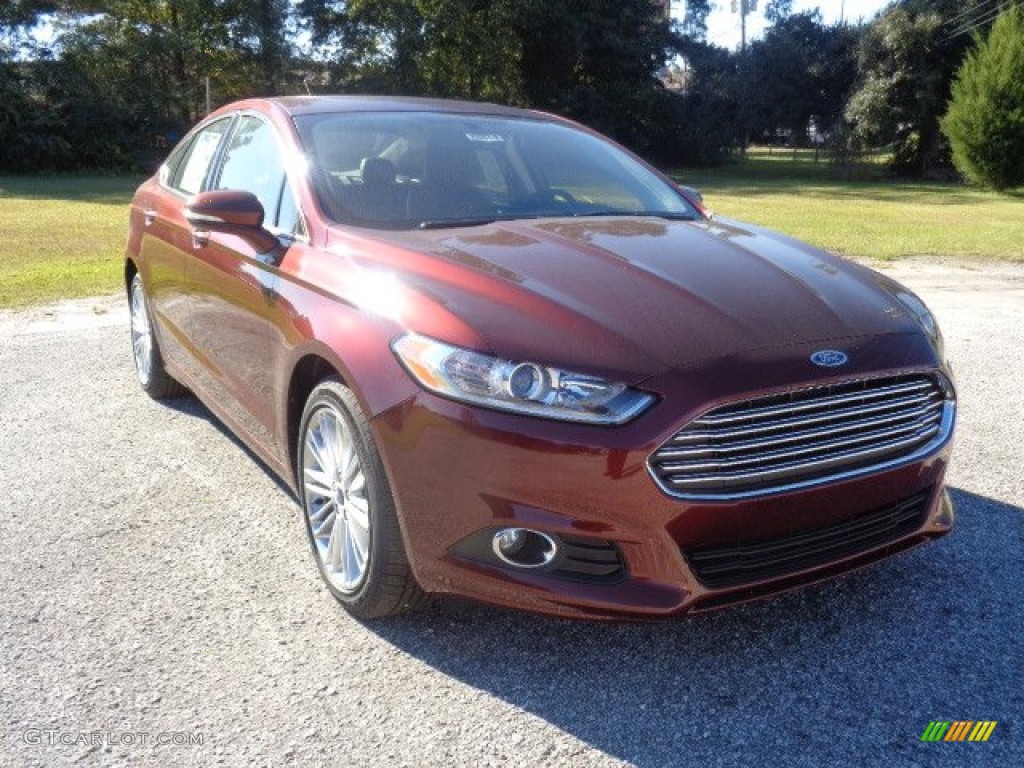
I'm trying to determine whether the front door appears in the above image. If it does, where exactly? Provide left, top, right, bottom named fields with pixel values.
left=185, top=114, right=307, bottom=465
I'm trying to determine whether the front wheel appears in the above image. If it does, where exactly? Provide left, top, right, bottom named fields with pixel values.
left=298, top=379, right=425, bottom=618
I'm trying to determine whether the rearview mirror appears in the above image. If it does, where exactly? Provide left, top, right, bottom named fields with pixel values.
left=184, top=190, right=279, bottom=253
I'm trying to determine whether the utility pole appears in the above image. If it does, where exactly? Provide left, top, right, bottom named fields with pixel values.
left=732, top=0, right=757, bottom=54
left=732, top=1, right=757, bottom=151
left=741, top=1, right=747, bottom=53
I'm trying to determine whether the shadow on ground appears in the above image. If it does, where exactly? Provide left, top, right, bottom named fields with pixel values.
left=367, top=487, right=1021, bottom=766
left=163, top=391, right=1021, bottom=765
left=159, top=393, right=297, bottom=500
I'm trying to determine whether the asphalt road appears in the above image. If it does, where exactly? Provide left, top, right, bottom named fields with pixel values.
left=1, top=260, right=1022, bottom=767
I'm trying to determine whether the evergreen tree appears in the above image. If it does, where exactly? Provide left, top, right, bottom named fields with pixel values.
left=941, top=6, right=1024, bottom=190
left=844, top=0, right=985, bottom=177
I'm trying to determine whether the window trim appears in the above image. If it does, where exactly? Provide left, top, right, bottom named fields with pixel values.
left=156, top=111, right=310, bottom=245
left=161, top=114, right=238, bottom=199
left=206, top=110, right=310, bottom=244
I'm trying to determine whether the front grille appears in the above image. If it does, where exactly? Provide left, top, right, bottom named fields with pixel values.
left=684, top=490, right=931, bottom=589
left=649, top=374, right=952, bottom=499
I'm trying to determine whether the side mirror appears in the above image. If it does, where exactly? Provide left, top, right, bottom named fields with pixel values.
left=184, top=190, right=279, bottom=253
left=675, top=183, right=713, bottom=219
left=678, top=184, right=703, bottom=203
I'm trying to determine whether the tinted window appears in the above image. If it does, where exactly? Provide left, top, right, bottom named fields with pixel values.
left=171, top=118, right=232, bottom=195
left=276, top=178, right=304, bottom=235
left=215, top=116, right=289, bottom=228
left=159, top=134, right=193, bottom=187
left=295, top=112, right=696, bottom=229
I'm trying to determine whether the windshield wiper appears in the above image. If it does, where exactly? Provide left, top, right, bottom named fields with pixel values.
left=415, top=210, right=697, bottom=230
left=572, top=210, right=698, bottom=222
left=417, top=217, right=498, bottom=230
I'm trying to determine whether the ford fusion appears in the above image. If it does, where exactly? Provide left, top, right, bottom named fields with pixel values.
left=125, top=96, right=955, bottom=619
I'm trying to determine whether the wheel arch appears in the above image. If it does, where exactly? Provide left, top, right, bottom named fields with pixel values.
left=285, top=352, right=348, bottom=485
left=124, top=258, right=139, bottom=292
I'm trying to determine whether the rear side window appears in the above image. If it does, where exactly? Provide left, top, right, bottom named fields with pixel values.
left=170, top=118, right=232, bottom=195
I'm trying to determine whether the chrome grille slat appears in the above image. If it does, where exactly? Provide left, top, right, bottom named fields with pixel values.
left=667, top=426, right=937, bottom=488
left=691, top=380, right=933, bottom=426
left=649, top=374, right=953, bottom=499
left=658, top=403, right=942, bottom=459
left=667, top=391, right=941, bottom=444
left=662, top=421, right=940, bottom=477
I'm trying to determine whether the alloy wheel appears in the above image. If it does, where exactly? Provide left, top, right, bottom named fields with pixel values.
left=301, top=405, right=372, bottom=593
left=130, top=278, right=153, bottom=386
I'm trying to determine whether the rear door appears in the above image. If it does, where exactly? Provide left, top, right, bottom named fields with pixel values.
left=138, top=116, right=234, bottom=371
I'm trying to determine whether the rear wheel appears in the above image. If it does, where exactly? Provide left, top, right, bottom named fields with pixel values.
left=298, top=379, right=425, bottom=618
left=129, top=273, right=185, bottom=399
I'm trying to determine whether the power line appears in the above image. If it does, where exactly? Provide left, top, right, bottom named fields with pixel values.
left=942, top=0, right=1000, bottom=30
left=944, top=1, right=1017, bottom=42
left=948, top=8, right=1002, bottom=39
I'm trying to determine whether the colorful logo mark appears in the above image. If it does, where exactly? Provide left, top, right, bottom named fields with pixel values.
left=920, top=721, right=997, bottom=742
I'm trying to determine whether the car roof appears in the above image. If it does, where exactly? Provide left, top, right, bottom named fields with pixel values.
left=267, top=95, right=545, bottom=120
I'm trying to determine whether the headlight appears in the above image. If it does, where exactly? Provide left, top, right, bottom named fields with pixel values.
left=896, top=291, right=945, bottom=360
left=392, top=333, right=655, bottom=425
left=896, top=292, right=937, bottom=337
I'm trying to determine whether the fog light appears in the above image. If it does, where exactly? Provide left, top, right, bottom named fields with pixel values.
left=494, top=528, right=526, bottom=556
left=491, top=527, right=559, bottom=568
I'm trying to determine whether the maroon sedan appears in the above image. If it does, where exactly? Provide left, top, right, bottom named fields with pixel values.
left=125, top=96, right=955, bottom=619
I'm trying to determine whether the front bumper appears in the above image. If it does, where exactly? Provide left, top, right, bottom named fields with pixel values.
left=371, top=338, right=955, bottom=619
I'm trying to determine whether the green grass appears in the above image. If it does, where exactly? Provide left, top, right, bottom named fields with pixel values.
left=0, top=175, right=143, bottom=308
left=674, top=147, right=1024, bottom=262
left=2, top=156, right=1023, bottom=308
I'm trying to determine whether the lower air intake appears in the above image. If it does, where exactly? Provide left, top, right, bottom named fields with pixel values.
left=683, top=490, right=931, bottom=589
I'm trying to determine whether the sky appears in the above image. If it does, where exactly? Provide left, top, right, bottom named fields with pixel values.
left=679, top=0, right=895, bottom=50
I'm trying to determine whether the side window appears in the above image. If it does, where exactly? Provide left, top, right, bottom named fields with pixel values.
left=275, top=179, right=304, bottom=235
left=171, top=118, right=232, bottom=195
left=215, top=116, right=287, bottom=229
left=159, top=135, right=193, bottom=187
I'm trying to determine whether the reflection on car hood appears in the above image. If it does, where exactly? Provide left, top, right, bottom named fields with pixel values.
left=335, top=216, right=920, bottom=383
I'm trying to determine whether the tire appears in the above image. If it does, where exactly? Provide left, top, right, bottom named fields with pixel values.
left=297, top=378, right=425, bottom=618
left=128, top=272, right=186, bottom=399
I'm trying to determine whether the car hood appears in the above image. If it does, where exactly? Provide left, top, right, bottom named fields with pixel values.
left=330, top=216, right=921, bottom=383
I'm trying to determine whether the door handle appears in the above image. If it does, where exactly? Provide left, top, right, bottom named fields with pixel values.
left=192, top=230, right=209, bottom=248
left=143, top=209, right=156, bottom=226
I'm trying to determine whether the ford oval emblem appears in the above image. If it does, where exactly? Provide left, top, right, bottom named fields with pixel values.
left=810, top=350, right=849, bottom=367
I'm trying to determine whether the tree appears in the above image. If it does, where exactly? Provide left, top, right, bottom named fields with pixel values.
left=941, top=6, right=1024, bottom=190
left=224, top=0, right=293, bottom=94
left=298, top=0, right=678, bottom=161
left=680, top=0, right=713, bottom=40
left=298, top=1, right=522, bottom=99
left=0, top=0, right=301, bottom=171
left=764, top=0, right=792, bottom=24
left=0, top=0, right=57, bottom=30
left=744, top=11, right=858, bottom=146
left=514, top=0, right=675, bottom=156
left=844, top=0, right=990, bottom=176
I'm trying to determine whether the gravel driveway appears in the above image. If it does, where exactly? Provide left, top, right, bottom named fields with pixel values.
left=1, top=259, right=1021, bottom=767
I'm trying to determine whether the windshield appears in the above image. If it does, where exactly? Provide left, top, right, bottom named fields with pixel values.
left=294, top=112, right=698, bottom=230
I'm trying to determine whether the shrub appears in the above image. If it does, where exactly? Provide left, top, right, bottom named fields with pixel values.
left=941, top=6, right=1024, bottom=190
